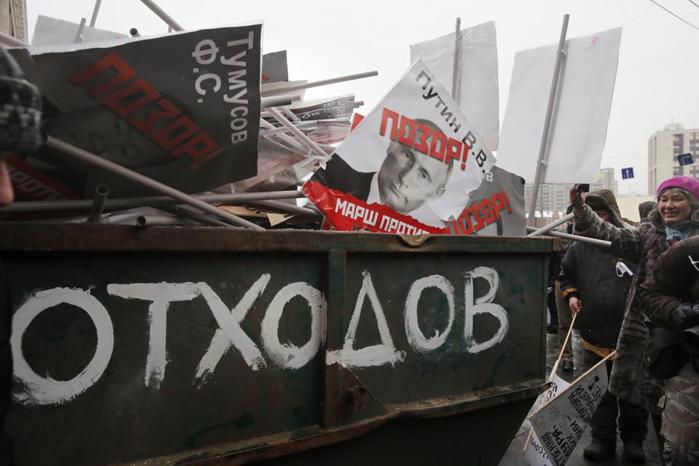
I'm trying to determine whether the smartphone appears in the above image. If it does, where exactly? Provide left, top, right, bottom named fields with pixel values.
left=574, top=183, right=590, bottom=193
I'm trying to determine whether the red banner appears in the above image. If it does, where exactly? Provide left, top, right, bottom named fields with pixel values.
left=304, top=181, right=446, bottom=235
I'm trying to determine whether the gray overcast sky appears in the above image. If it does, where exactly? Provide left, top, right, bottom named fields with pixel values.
left=25, top=0, right=699, bottom=195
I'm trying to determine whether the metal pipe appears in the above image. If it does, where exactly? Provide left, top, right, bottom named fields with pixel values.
left=249, top=200, right=321, bottom=217
left=0, top=31, right=28, bottom=47
left=266, top=107, right=330, bottom=158
left=451, top=17, right=462, bottom=101
left=159, top=205, right=232, bottom=228
left=526, top=226, right=611, bottom=248
left=259, top=117, right=308, bottom=154
left=281, top=106, right=300, bottom=122
left=527, top=212, right=574, bottom=237
left=261, top=94, right=301, bottom=109
left=259, top=121, right=317, bottom=137
left=42, top=211, right=152, bottom=225
left=527, top=14, right=570, bottom=226
left=74, top=18, right=87, bottom=43
left=89, top=0, right=103, bottom=27
left=87, top=184, right=109, bottom=223
left=45, top=136, right=264, bottom=230
left=135, top=214, right=208, bottom=226
left=260, top=71, right=378, bottom=97
left=0, top=190, right=304, bottom=214
left=139, top=0, right=184, bottom=32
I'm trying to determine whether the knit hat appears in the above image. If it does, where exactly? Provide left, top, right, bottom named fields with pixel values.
left=585, top=189, right=624, bottom=227
left=656, top=176, right=699, bottom=202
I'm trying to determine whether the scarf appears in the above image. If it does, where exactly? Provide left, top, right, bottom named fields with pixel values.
left=665, top=221, right=698, bottom=242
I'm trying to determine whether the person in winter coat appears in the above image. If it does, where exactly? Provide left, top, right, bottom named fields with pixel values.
left=560, top=190, right=648, bottom=462
left=639, top=201, right=657, bottom=225
left=641, top=235, right=699, bottom=465
left=554, top=204, right=575, bottom=372
left=569, top=175, right=699, bottom=464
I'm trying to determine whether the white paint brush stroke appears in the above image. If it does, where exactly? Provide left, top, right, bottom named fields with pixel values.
left=194, top=276, right=270, bottom=383
left=404, top=275, right=455, bottom=353
left=327, top=271, right=405, bottom=368
left=464, top=267, right=509, bottom=354
left=107, top=282, right=199, bottom=389
left=261, top=282, right=327, bottom=369
left=12, top=288, right=114, bottom=405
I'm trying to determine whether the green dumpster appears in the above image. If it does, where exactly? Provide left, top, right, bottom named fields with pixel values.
left=0, top=224, right=553, bottom=465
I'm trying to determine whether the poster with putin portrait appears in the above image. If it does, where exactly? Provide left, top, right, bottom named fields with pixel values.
left=304, top=59, right=497, bottom=235
left=9, top=23, right=261, bottom=198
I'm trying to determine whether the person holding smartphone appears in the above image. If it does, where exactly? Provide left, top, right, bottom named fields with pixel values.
left=560, top=189, right=648, bottom=462
left=570, top=176, right=699, bottom=465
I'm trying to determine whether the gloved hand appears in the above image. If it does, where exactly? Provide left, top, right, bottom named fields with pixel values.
left=672, top=303, right=699, bottom=329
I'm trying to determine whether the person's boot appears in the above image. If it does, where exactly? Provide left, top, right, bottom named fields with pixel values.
left=623, top=441, right=646, bottom=464
left=583, top=438, right=615, bottom=461
left=561, top=358, right=574, bottom=372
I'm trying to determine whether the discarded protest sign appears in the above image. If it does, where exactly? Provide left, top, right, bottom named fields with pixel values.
left=410, top=21, right=499, bottom=151
left=524, top=374, right=570, bottom=466
left=497, top=28, right=622, bottom=183
left=304, top=59, right=495, bottom=235
left=530, top=374, right=571, bottom=418
left=11, top=23, right=262, bottom=198
left=528, top=356, right=610, bottom=466
left=285, top=94, right=356, bottom=121
left=445, top=166, right=526, bottom=236
left=338, top=117, right=522, bottom=236
left=32, top=15, right=128, bottom=46
left=261, top=50, right=289, bottom=84
left=260, top=95, right=354, bottom=146
left=526, top=430, right=555, bottom=466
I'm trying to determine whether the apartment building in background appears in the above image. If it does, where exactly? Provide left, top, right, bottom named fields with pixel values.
left=648, top=123, right=699, bottom=193
left=0, top=0, right=28, bottom=42
left=524, top=168, right=618, bottom=214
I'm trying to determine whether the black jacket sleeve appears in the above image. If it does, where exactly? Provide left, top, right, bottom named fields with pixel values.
left=559, top=242, right=580, bottom=302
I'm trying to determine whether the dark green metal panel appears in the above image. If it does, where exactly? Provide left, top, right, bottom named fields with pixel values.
left=0, top=224, right=553, bottom=465
left=340, top=252, right=545, bottom=405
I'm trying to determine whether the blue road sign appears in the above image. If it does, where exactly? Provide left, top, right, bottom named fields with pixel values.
left=621, top=167, right=634, bottom=179
left=678, top=153, right=695, bottom=166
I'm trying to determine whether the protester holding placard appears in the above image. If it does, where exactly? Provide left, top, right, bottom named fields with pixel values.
left=570, top=175, right=699, bottom=463
left=560, top=190, right=648, bottom=462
